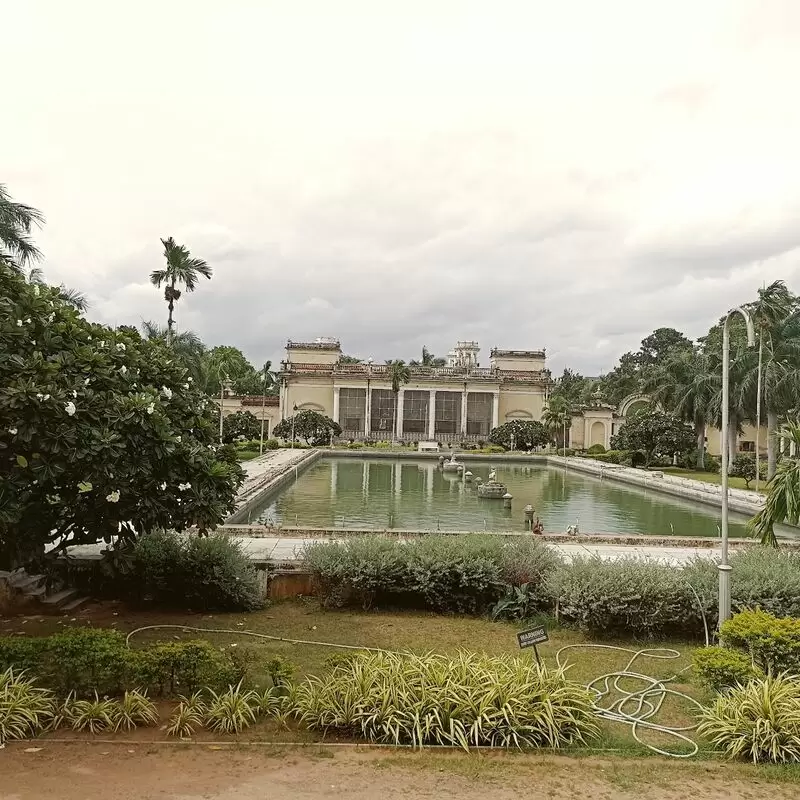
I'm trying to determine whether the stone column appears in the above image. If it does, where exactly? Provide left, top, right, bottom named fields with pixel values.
left=332, top=387, right=340, bottom=426
left=396, top=389, right=405, bottom=439
left=584, top=417, right=589, bottom=450
left=460, top=387, right=468, bottom=436
left=428, top=389, right=436, bottom=439
left=365, top=385, right=371, bottom=437
left=491, top=391, right=500, bottom=430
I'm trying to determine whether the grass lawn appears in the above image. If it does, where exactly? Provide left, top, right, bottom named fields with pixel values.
left=236, top=450, right=260, bottom=461
left=661, top=468, right=754, bottom=491
left=2, top=598, right=709, bottom=758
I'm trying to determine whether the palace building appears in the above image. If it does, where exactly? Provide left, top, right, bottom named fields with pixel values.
left=277, top=338, right=552, bottom=442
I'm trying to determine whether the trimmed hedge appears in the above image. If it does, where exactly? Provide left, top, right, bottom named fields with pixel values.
left=0, top=628, right=248, bottom=697
left=692, top=646, right=761, bottom=692
left=721, top=609, right=800, bottom=675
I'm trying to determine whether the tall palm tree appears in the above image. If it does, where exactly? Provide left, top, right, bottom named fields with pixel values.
left=0, top=184, right=44, bottom=270
left=386, top=360, right=411, bottom=440
left=149, top=237, right=212, bottom=335
left=748, top=423, right=800, bottom=547
left=741, top=281, right=800, bottom=480
left=643, top=348, right=715, bottom=469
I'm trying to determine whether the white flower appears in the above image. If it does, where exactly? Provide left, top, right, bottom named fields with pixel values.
left=87, top=335, right=92, bottom=340
left=36, top=393, right=43, bottom=400
left=24, top=318, right=31, bottom=323
left=42, top=394, right=50, bottom=401
left=187, top=377, right=193, bottom=382
left=8, top=427, right=18, bottom=435
left=159, top=482, right=167, bottom=491
left=84, top=378, right=90, bottom=385
left=33, top=285, right=40, bottom=296
left=178, top=482, right=191, bottom=491
left=146, top=403, right=155, bottom=415
left=175, top=436, right=182, bottom=443
left=48, top=313, right=55, bottom=322
left=72, top=390, right=78, bottom=398
left=46, top=494, right=60, bottom=505
left=184, top=383, right=190, bottom=390
left=64, top=401, right=76, bottom=416
left=119, top=365, right=127, bottom=375
left=116, top=343, right=126, bottom=351
left=105, top=490, right=120, bottom=503
left=16, top=319, right=22, bottom=327
left=162, top=386, right=173, bottom=400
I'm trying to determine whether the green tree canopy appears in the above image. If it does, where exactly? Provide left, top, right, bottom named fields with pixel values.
left=273, top=410, right=342, bottom=446
left=489, top=420, right=550, bottom=451
left=610, top=409, right=695, bottom=468
left=0, top=184, right=44, bottom=270
left=222, top=410, right=262, bottom=443
left=0, top=265, right=244, bottom=569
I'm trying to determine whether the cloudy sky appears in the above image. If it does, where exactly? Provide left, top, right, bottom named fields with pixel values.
left=5, top=0, right=800, bottom=375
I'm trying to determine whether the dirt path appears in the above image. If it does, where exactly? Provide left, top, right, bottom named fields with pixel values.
left=3, top=744, right=799, bottom=800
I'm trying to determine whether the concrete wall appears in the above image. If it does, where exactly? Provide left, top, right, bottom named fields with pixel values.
left=498, top=388, right=546, bottom=422
left=285, top=380, right=335, bottom=418
left=286, top=346, right=340, bottom=365
left=491, top=354, right=546, bottom=371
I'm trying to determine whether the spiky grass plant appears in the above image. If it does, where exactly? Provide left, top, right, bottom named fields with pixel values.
left=167, top=692, right=206, bottom=738
left=66, top=692, right=119, bottom=734
left=293, top=650, right=599, bottom=751
left=113, top=689, right=159, bottom=732
left=698, top=674, right=800, bottom=763
left=0, top=668, right=55, bottom=745
left=205, top=682, right=258, bottom=734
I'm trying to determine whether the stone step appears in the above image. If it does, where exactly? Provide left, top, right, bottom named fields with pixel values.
left=10, top=573, right=46, bottom=593
left=42, top=588, right=79, bottom=607
left=60, top=595, right=90, bottom=613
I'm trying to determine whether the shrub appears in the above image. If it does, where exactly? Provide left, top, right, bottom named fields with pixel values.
left=548, top=556, right=708, bottom=637
left=698, top=674, right=800, bottom=763
left=265, top=438, right=280, bottom=450
left=724, top=549, right=800, bottom=619
left=721, top=609, right=800, bottom=675
left=587, top=443, right=606, bottom=454
left=591, top=450, right=626, bottom=464
left=112, top=689, right=159, bottom=731
left=693, top=646, right=761, bottom=692
left=131, top=530, right=264, bottom=612
left=499, top=538, right=563, bottom=609
left=167, top=691, right=206, bottom=738
left=205, top=681, right=259, bottom=734
left=293, top=650, right=599, bottom=750
left=0, top=668, right=55, bottom=745
left=65, top=693, right=119, bottom=733
left=346, top=442, right=364, bottom=449
left=489, top=420, right=549, bottom=451
left=0, top=630, right=238, bottom=697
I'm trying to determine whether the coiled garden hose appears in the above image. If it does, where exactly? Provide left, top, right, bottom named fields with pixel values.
left=126, top=626, right=703, bottom=758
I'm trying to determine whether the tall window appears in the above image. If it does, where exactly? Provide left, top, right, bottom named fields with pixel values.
left=402, top=390, right=429, bottom=434
left=339, top=388, right=366, bottom=432
left=434, top=392, right=461, bottom=435
left=370, top=389, right=396, bottom=435
left=466, top=392, right=493, bottom=435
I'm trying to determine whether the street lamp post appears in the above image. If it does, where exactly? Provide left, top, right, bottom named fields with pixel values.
left=290, top=403, right=298, bottom=449
left=259, top=363, right=269, bottom=457
left=719, top=306, right=756, bottom=629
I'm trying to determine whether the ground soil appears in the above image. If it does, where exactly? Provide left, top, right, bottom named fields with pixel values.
left=3, top=744, right=800, bottom=800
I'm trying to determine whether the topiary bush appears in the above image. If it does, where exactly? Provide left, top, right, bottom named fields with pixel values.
left=693, top=646, right=761, bottom=692
left=586, top=444, right=606, bottom=455
left=293, top=650, right=599, bottom=750
left=721, top=609, right=800, bottom=675
left=698, top=674, right=800, bottom=763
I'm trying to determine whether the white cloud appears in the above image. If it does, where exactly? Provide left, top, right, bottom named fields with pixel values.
left=4, top=0, right=800, bottom=376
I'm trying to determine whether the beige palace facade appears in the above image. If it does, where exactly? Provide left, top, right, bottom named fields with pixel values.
left=277, top=338, right=552, bottom=442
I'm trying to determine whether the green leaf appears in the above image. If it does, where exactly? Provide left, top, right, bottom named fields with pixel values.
left=16, top=455, right=28, bottom=468
left=77, top=481, right=93, bottom=493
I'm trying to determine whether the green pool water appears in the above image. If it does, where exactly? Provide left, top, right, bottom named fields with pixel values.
left=247, top=456, right=765, bottom=538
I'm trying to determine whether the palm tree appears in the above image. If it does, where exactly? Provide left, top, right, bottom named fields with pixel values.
left=141, top=320, right=207, bottom=383
left=542, top=396, right=573, bottom=454
left=741, top=282, right=800, bottom=480
left=748, top=423, right=800, bottom=547
left=386, top=360, right=411, bottom=440
left=644, top=348, right=715, bottom=469
left=149, top=237, right=212, bottom=335
left=411, top=346, right=447, bottom=367
left=24, top=266, right=88, bottom=312
left=0, top=184, right=44, bottom=270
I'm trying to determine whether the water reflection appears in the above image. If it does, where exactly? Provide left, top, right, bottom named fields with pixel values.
left=251, top=456, right=775, bottom=538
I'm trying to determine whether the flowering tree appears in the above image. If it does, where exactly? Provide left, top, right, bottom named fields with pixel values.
left=222, top=410, right=261, bottom=443
left=0, top=265, right=244, bottom=569
left=488, top=420, right=550, bottom=451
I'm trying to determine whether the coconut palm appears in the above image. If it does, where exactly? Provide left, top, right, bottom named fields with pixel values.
left=24, top=266, right=88, bottom=312
left=748, top=423, right=800, bottom=547
left=386, top=360, right=411, bottom=440
left=411, top=346, right=447, bottom=367
left=0, top=184, right=44, bottom=270
left=643, top=348, right=715, bottom=469
left=149, top=237, right=212, bottom=335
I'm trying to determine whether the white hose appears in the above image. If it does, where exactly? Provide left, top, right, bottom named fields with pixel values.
left=555, top=644, right=703, bottom=758
left=126, top=626, right=702, bottom=758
